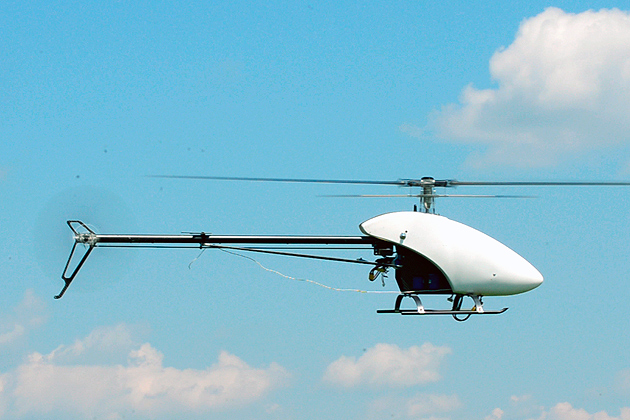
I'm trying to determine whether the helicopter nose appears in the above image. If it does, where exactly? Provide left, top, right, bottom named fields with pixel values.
left=488, top=254, right=543, bottom=296
left=504, top=264, right=544, bottom=295
left=521, top=268, right=544, bottom=292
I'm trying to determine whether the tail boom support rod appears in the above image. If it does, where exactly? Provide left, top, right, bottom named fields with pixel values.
left=58, top=220, right=382, bottom=299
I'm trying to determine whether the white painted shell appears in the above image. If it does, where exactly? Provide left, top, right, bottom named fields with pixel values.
left=359, top=212, right=543, bottom=296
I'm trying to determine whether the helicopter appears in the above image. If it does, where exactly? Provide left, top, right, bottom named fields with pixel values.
left=57, top=176, right=630, bottom=321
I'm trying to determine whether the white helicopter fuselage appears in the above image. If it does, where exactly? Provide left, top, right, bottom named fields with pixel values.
left=359, top=211, right=543, bottom=296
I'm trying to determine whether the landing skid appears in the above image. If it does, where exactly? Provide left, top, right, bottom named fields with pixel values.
left=377, top=308, right=509, bottom=316
left=377, top=294, right=508, bottom=321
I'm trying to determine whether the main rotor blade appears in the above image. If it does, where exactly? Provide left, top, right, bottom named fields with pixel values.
left=149, top=175, right=405, bottom=186
left=449, top=181, right=630, bottom=187
left=321, top=194, right=535, bottom=198
left=150, top=175, right=630, bottom=188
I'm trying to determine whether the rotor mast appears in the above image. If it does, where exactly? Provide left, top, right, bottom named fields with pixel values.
left=420, top=177, right=436, bottom=213
left=399, top=177, right=447, bottom=213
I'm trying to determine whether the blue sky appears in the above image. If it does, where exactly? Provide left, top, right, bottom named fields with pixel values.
left=2, top=1, right=630, bottom=419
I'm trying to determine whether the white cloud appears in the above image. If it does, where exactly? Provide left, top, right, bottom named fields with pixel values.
left=0, top=324, right=290, bottom=418
left=406, top=393, right=461, bottom=418
left=487, top=397, right=630, bottom=420
left=323, top=343, right=451, bottom=388
left=615, top=369, right=630, bottom=395
left=369, top=393, right=461, bottom=420
left=530, top=402, right=630, bottom=420
left=429, top=8, right=630, bottom=168
left=0, top=325, right=25, bottom=346
left=0, top=290, right=47, bottom=346
left=45, top=323, right=139, bottom=366
left=485, top=407, right=504, bottom=420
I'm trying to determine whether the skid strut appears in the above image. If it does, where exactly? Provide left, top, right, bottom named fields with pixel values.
left=377, top=293, right=508, bottom=320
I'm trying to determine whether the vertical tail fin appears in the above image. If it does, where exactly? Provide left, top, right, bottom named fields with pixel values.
left=56, top=221, right=97, bottom=299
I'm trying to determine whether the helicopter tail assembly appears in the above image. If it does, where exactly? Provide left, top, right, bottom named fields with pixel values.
left=58, top=220, right=391, bottom=299
left=59, top=210, right=543, bottom=321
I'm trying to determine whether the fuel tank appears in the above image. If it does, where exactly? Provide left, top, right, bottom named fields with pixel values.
left=359, top=212, right=543, bottom=296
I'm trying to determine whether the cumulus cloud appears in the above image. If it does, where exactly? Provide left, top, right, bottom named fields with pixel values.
left=323, top=343, right=451, bottom=388
left=369, top=393, right=461, bottom=420
left=486, top=397, right=630, bottom=420
left=531, top=402, right=630, bottom=420
left=0, top=290, right=47, bottom=346
left=501, top=394, right=545, bottom=419
left=44, top=323, right=139, bottom=366
left=484, top=407, right=504, bottom=420
left=615, top=368, right=630, bottom=395
left=428, top=7, right=630, bottom=168
left=0, top=324, right=290, bottom=418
